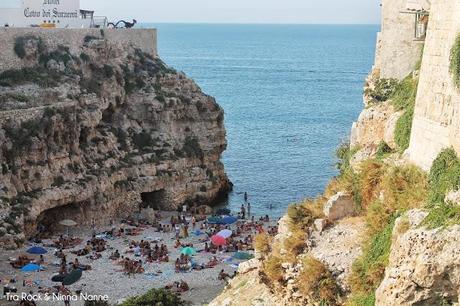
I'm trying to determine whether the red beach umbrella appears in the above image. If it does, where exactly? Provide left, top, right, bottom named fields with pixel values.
left=211, top=234, right=227, bottom=246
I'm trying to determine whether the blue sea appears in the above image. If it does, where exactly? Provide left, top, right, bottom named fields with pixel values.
left=146, top=24, right=378, bottom=218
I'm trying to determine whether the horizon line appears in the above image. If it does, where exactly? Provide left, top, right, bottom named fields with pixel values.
left=138, top=22, right=380, bottom=26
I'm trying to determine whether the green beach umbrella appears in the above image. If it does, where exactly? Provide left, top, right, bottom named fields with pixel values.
left=181, top=247, right=196, bottom=256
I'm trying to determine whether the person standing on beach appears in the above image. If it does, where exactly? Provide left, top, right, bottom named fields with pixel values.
left=247, top=202, right=251, bottom=216
left=240, top=204, right=246, bottom=219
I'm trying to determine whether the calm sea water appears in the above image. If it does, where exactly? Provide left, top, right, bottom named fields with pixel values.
left=145, top=24, right=378, bottom=218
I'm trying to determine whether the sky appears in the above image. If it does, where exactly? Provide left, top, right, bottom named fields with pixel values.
left=80, top=0, right=381, bottom=24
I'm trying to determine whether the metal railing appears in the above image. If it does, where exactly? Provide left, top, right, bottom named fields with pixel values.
left=91, top=16, right=108, bottom=29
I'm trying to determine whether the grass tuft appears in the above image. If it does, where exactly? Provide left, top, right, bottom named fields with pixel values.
left=297, top=256, right=340, bottom=305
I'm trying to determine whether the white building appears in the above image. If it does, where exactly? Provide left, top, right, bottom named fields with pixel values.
left=0, top=0, right=106, bottom=28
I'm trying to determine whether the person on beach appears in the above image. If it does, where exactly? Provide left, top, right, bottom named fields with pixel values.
left=191, top=215, right=196, bottom=228
left=247, top=202, right=251, bottom=215
left=240, top=204, right=246, bottom=219
left=244, top=192, right=248, bottom=202
left=218, top=269, right=230, bottom=282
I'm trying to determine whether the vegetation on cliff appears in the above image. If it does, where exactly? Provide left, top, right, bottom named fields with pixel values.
left=331, top=145, right=428, bottom=305
left=392, top=75, right=418, bottom=152
left=422, top=148, right=460, bottom=229
left=449, top=33, right=460, bottom=89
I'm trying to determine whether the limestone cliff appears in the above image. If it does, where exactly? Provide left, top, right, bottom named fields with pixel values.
left=0, top=32, right=231, bottom=248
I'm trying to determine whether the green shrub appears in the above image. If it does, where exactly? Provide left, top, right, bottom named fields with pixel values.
left=428, top=148, right=460, bottom=204
left=346, top=292, right=375, bottom=306
left=80, top=52, right=90, bottom=62
left=390, top=75, right=418, bottom=111
left=286, top=204, right=317, bottom=230
left=389, top=75, right=418, bottom=152
left=14, top=36, right=45, bottom=59
left=119, top=288, right=188, bottom=306
left=349, top=217, right=396, bottom=295
left=422, top=202, right=460, bottom=229
left=375, top=141, right=393, bottom=160
left=181, top=136, right=203, bottom=158
left=394, top=104, right=414, bottom=152
left=365, top=78, right=398, bottom=102
left=0, top=93, right=30, bottom=103
left=103, top=64, right=114, bottom=78
left=449, top=33, right=460, bottom=89
left=336, top=141, right=359, bottom=176
left=0, top=67, right=62, bottom=87
left=133, top=131, right=154, bottom=150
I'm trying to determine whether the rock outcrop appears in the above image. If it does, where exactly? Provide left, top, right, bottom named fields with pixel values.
left=0, top=34, right=231, bottom=248
left=323, top=192, right=356, bottom=221
left=376, top=210, right=460, bottom=305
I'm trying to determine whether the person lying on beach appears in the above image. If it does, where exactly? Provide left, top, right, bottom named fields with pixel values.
left=71, top=258, right=91, bottom=271
left=109, top=250, right=121, bottom=260
left=205, top=256, right=219, bottom=268
left=72, top=242, right=92, bottom=256
left=165, top=280, right=189, bottom=293
left=10, top=255, right=33, bottom=269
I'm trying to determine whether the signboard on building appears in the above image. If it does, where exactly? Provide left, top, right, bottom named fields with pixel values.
left=0, top=0, right=93, bottom=28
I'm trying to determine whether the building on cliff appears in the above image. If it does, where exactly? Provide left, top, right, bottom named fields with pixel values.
left=0, top=0, right=107, bottom=28
left=370, top=0, right=460, bottom=170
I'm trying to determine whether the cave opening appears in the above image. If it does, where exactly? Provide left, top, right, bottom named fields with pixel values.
left=34, top=201, right=89, bottom=234
left=140, top=190, right=168, bottom=210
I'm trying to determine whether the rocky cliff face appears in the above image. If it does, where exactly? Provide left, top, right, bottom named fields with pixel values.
left=0, top=34, right=231, bottom=248
left=376, top=209, right=460, bottom=305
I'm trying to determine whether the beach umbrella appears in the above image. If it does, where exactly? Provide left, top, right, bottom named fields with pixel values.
left=221, top=216, right=238, bottom=225
left=233, top=252, right=254, bottom=260
left=62, top=269, right=82, bottom=286
left=181, top=247, right=196, bottom=256
left=21, top=263, right=41, bottom=272
left=59, top=219, right=77, bottom=227
left=27, top=246, right=47, bottom=255
left=59, top=219, right=77, bottom=236
left=207, top=216, right=222, bottom=224
left=217, top=229, right=232, bottom=239
left=192, top=230, right=204, bottom=236
left=51, top=274, right=66, bottom=282
left=211, top=234, right=227, bottom=246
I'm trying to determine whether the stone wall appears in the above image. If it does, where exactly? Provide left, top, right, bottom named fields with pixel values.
left=407, top=0, right=460, bottom=170
left=374, top=0, right=424, bottom=80
left=0, top=28, right=157, bottom=71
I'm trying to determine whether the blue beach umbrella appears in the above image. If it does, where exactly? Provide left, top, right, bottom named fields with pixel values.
left=221, top=216, right=238, bottom=225
left=21, top=263, right=41, bottom=272
left=27, top=246, right=47, bottom=255
left=207, top=216, right=222, bottom=224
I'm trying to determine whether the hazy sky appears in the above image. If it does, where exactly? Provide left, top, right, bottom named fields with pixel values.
left=80, top=0, right=380, bottom=24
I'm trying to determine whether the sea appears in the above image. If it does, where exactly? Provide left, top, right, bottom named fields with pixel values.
left=144, top=24, right=379, bottom=218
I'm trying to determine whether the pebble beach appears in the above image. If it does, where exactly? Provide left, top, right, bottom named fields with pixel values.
left=0, top=211, right=277, bottom=306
